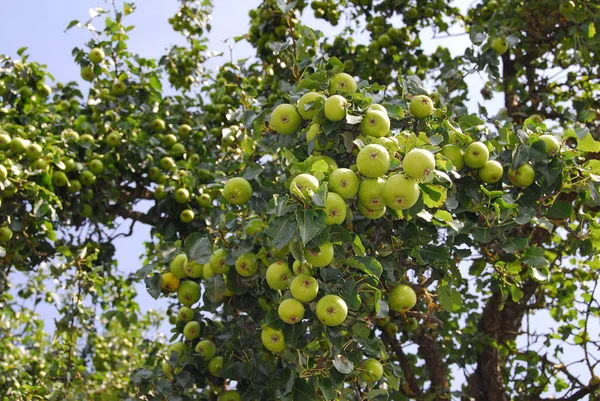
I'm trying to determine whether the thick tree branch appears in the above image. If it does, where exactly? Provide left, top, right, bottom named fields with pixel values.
left=413, top=329, right=450, bottom=399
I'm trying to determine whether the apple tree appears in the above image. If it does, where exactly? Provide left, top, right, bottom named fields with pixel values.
left=0, top=1, right=599, bottom=401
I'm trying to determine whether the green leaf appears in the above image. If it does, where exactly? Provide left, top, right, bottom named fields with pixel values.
left=266, top=215, right=297, bottom=250
left=317, top=377, right=337, bottom=400
left=355, top=256, right=383, bottom=279
left=65, top=20, right=79, bottom=31
left=472, top=227, right=496, bottom=243
left=184, top=233, right=212, bottom=263
left=204, top=275, right=225, bottom=304
left=438, top=283, right=462, bottom=312
left=545, top=201, right=573, bottom=220
left=588, top=22, right=596, bottom=39
left=295, top=209, right=326, bottom=245
left=144, top=273, right=161, bottom=300
left=510, top=283, right=524, bottom=302
left=276, top=0, right=298, bottom=13
left=530, top=266, right=551, bottom=282
left=159, top=242, right=179, bottom=263
left=522, top=246, right=548, bottom=268
left=149, top=75, right=162, bottom=91
left=501, top=238, right=528, bottom=253
left=291, top=378, right=316, bottom=401
left=333, top=354, right=354, bottom=374
left=283, top=322, right=305, bottom=348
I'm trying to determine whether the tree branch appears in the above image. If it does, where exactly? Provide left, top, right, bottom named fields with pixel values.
left=413, top=329, right=450, bottom=399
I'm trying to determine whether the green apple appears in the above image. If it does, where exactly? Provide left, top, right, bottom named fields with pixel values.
left=9, top=137, right=28, bottom=154
left=177, top=306, right=194, bottom=322
left=0, top=227, right=13, bottom=242
left=218, top=390, right=241, bottom=401
left=325, top=192, right=347, bottom=225
left=183, top=261, right=203, bottom=278
left=559, top=0, right=576, bottom=15
left=174, top=188, right=190, bottom=204
left=159, top=156, right=176, bottom=171
left=271, top=104, right=301, bottom=135
left=167, top=341, right=185, bottom=357
left=293, top=260, right=312, bottom=276
left=25, top=143, right=43, bottom=160
left=183, top=321, right=201, bottom=341
left=324, top=95, right=348, bottom=122
left=177, top=280, right=201, bottom=306
left=178, top=124, right=192, bottom=137
left=278, top=298, right=305, bottom=324
left=358, top=203, right=387, bottom=219
left=491, top=37, right=508, bottom=55
left=245, top=219, right=264, bottom=236
left=52, top=171, right=69, bottom=187
left=89, top=159, right=104, bottom=174
left=359, top=177, right=386, bottom=211
left=388, top=285, right=417, bottom=312
left=0, top=165, right=7, bottom=181
left=479, top=160, right=504, bottom=184
left=80, top=66, right=94, bottom=82
left=360, top=109, right=390, bottom=138
left=290, top=173, right=319, bottom=199
left=538, top=134, right=560, bottom=156
left=209, top=248, right=230, bottom=274
left=0, top=133, right=11, bottom=150
left=508, top=162, right=535, bottom=188
left=235, top=252, right=258, bottom=277
left=410, top=95, right=434, bottom=118
left=80, top=204, right=93, bottom=218
left=304, top=242, right=334, bottom=268
left=68, top=179, right=82, bottom=193
left=195, top=340, right=216, bottom=361
left=382, top=173, right=420, bottom=211
left=384, top=322, right=399, bottom=337
left=329, top=168, right=359, bottom=199
left=357, top=144, right=390, bottom=178
left=160, top=273, right=180, bottom=292
left=360, top=359, right=383, bottom=382
left=223, top=177, right=252, bottom=205
left=290, top=274, right=319, bottom=302
left=405, top=317, right=419, bottom=331
left=261, top=326, right=286, bottom=353
left=180, top=209, right=194, bottom=223
left=306, top=123, right=321, bottom=142
left=266, top=260, right=292, bottom=290
left=170, top=255, right=188, bottom=279
left=152, top=118, right=166, bottom=132
left=464, top=141, right=489, bottom=169
left=111, top=80, right=127, bottom=96
left=208, top=356, right=223, bottom=376
left=316, top=295, right=348, bottom=326
left=197, top=193, right=212, bottom=208
left=38, top=83, right=52, bottom=97
left=403, top=148, right=435, bottom=180
left=106, top=132, right=121, bottom=147
left=18, top=86, right=32, bottom=98
left=203, top=263, right=215, bottom=280
left=297, top=91, right=323, bottom=120
left=89, top=48, right=105, bottom=64
left=155, top=185, right=169, bottom=200
left=329, top=72, right=357, bottom=95
left=441, top=144, right=465, bottom=170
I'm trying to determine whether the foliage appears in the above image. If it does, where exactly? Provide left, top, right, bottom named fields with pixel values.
left=0, top=0, right=599, bottom=401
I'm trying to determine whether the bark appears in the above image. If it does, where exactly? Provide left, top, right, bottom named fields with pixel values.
left=413, top=330, right=450, bottom=400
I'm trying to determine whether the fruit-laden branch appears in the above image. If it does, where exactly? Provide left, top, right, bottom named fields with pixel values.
left=537, top=382, right=600, bottom=401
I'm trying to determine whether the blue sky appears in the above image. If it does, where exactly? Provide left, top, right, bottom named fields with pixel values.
left=1, top=0, right=595, bottom=392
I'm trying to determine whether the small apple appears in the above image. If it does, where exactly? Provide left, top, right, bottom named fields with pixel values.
left=316, top=294, right=348, bottom=326
left=271, top=104, right=301, bottom=135
left=278, top=298, right=305, bottom=324
left=464, top=141, right=489, bottom=169
left=329, top=168, right=359, bottom=199
left=163, top=134, right=178, bottom=147
left=89, top=48, right=105, bottom=64
left=183, top=261, right=203, bottom=278
left=80, top=66, right=94, bottom=82
left=160, top=272, right=180, bottom=292
left=324, top=95, right=348, bottom=122
left=183, top=321, right=201, bottom=341
left=357, top=144, right=390, bottom=178
left=329, top=72, right=357, bottom=95
left=290, top=274, right=319, bottom=302
left=68, top=179, right=82, bottom=193
left=105, top=132, right=122, bottom=147
left=235, top=252, right=258, bottom=277
left=292, top=260, right=312, bottom=276
left=174, top=188, right=190, bottom=204
left=195, top=340, right=216, bottom=361
left=167, top=341, right=185, bottom=357
left=80, top=204, right=93, bottom=218
left=360, top=359, right=383, bottom=382
left=508, top=162, right=535, bottom=188
left=359, top=177, right=386, bottom=211
left=0, top=133, right=11, bottom=150
left=198, top=193, right=212, bottom=208
left=410, top=95, right=434, bottom=118
left=0, top=226, right=13, bottom=242
left=111, top=80, right=127, bottom=96
left=52, top=171, right=69, bottom=187
left=180, top=209, right=194, bottom=223
left=388, top=285, right=417, bottom=312
left=382, top=173, right=420, bottom=211
left=0, top=165, right=7, bottom=181
left=441, top=144, right=465, bottom=170
left=209, top=248, right=229, bottom=274
left=479, top=160, right=504, bottom=184
left=178, top=124, right=192, bottom=137
left=152, top=118, right=166, bottom=132
left=25, top=143, right=43, bottom=160
left=266, top=260, right=292, bottom=290
left=384, top=322, right=399, bottom=337
left=218, top=390, right=241, bottom=401
left=208, top=356, right=223, bottom=376
left=559, top=0, right=576, bottom=16
left=159, top=156, right=176, bottom=171
left=304, top=242, right=334, bottom=268
left=38, top=83, right=52, bottom=97
left=245, top=219, right=264, bottom=236
left=89, top=159, right=104, bottom=174
left=403, top=148, right=435, bottom=180
left=491, top=37, right=509, bottom=55
left=177, top=306, right=194, bottom=322
left=177, top=280, right=201, bottom=306
left=538, top=134, right=560, bottom=156
left=170, top=254, right=188, bottom=278
left=203, top=263, right=215, bottom=280
left=290, top=173, right=319, bottom=199
left=261, top=326, right=286, bottom=353
left=360, top=109, right=390, bottom=138
left=325, top=192, right=347, bottom=225
left=297, top=91, right=323, bottom=120
left=223, top=177, right=253, bottom=205
left=9, top=137, right=28, bottom=154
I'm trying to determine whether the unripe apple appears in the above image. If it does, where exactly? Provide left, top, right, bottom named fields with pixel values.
left=159, top=156, right=176, bottom=171
left=359, top=203, right=387, bottom=219
left=223, top=177, right=252, bottom=205
left=403, top=148, right=435, bottom=180
left=266, top=260, right=292, bottom=290
left=106, top=132, right=121, bottom=147
left=152, top=118, right=166, bottom=132
left=89, top=159, right=104, bottom=174
left=508, top=163, right=535, bottom=188
left=174, top=188, right=190, bottom=204
left=329, top=72, right=357, bottom=95
left=180, top=209, right=194, bottom=223
left=177, top=280, right=201, bottom=306
left=357, top=144, right=390, bottom=178
left=25, top=143, right=43, bottom=160
left=316, top=294, right=348, bottom=326
left=278, top=298, right=305, bottom=324
left=52, top=171, right=69, bottom=187
left=80, top=66, right=94, bottom=82
left=382, top=173, right=420, bottom=210
left=491, top=37, right=509, bottom=55
left=261, top=326, right=286, bottom=353
left=183, top=321, right=201, bottom=341
left=0, top=133, right=11, bottom=150
left=297, top=91, right=323, bottom=120
left=183, top=261, right=203, bottom=278
left=195, top=339, right=216, bottom=361
left=235, top=252, right=258, bottom=277
left=68, top=179, right=82, bottom=193
left=559, top=0, right=576, bottom=15
left=0, top=226, right=13, bottom=242
left=290, top=173, right=319, bottom=200
left=209, top=248, right=230, bottom=274
left=538, top=134, right=560, bottom=156
left=218, top=390, right=241, bottom=401
left=360, top=109, right=390, bottom=138
left=464, top=142, right=489, bottom=169
left=304, top=241, right=334, bottom=268
left=89, top=48, right=105, bottom=64
left=325, top=192, right=347, bottom=225
left=409, top=95, right=434, bottom=118
left=290, top=274, right=319, bottom=302
left=208, top=356, right=223, bottom=376
left=160, top=272, right=180, bottom=292
left=329, top=168, right=359, bottom=199
left=479, top=160, right=504, bottom=184
left=441, top=144, right=465, bottom=170
left=203, top=263, right=215, bottom=280
left=359, top=177, right=387, bottom=211
left=389, top=285, right=417, bottom=312
left=177, top=306, right=194, bottom=322
left=178, top=124, right=192, bottom=137
left=197, top=193, right=212, bottom=207
left=324, top=95, right=347, bottom=122
left=111, top=80, right=127, bottom=96
left=360, top=359, right=384, bottom=382
left=0, top=165, right=7, bottom=181
left=38, top=83, right=52, bottom=97
left=271, top=104, right=301, bottom=135
left=9, top=137, right=28, bottom=154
